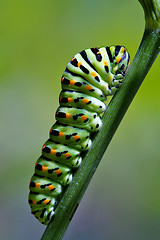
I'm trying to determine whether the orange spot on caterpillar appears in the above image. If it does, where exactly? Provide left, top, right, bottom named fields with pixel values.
left=116, top=57, right=121, bottom=63
left=64, top=152, right=71, bottom=158
left=32, top=200, right=36, bottom=204
left=56, top=169, right=62, bottom=175
left=48, top=185, right=55, bottom=190
left=97, top=51, right=101, bottom=54
left=85, top=85, right=93, bottom=90
left=59, top=132, right=64, bottom=137
left=91, top=72, right=98, bottom=77
left=50, top=149, right=56, bottom=154
left=42, top=144, right=46, bottom=149
left=59, top=97, right=62, bottom=102
left=70, top=80, right=76, bottom=85
left=103, top=60, right=108, bottom=66
left=71, top=57, right=76, bottom=62
left=35, top=182, right=40, bottom=188
left=68, top=97, right=72, bottom=102
left=73, top=135, right=80, bottom=140
left=82, top=98, right=89, bottom=104
left=81, top=115, right=88, bottom=121
left=42, top=166, right=47, bottom=172
left=43, top=199, right=50, bottom=204
left=35, top=161, right=38, bottom=167
left=121, top=47, right=125, bottom=53
left=66, top=113, right=71, bottom=119
left=61, top=77, right=64, bottom=82
left=77, top=62, right=82, bottom=67
left=50, top=128, right=53, bottom=133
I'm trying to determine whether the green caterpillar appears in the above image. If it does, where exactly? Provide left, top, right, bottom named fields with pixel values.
left=28, top=45, right=130, bottom=225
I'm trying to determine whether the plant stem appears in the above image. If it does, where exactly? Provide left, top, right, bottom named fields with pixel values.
left=41, top=3, right=160, bottom=240
left=139, top=0, right=160, bottom=29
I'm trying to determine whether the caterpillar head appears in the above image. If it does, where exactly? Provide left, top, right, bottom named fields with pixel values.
left=110, top=45, right=130, bottom=76
left=108, top=45, right=130, bottom=91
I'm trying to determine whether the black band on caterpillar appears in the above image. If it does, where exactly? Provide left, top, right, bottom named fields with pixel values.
left=28, top=45, right=130, bottom=225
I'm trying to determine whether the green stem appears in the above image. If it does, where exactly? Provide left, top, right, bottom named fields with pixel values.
left=139, top=0, right=160, bottom=29
left=41, top=3, right=160, bottom=240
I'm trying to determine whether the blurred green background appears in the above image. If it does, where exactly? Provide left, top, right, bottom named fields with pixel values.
left=0, top=0, right=160, bottom=239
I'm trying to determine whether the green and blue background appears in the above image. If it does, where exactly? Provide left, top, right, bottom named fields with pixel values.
left=0, top=0, right=160, bottom=239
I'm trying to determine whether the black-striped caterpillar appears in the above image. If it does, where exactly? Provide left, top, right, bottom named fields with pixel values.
left=28, top=45, right=130, bottom=225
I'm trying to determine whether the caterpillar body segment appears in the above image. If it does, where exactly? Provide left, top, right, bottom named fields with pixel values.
left=61, top=72, right=106, bottom=101
left=28, top=45, right=130, bottom=224
left=59, top=90, right=106, bottom=113
left=50, top=123, right=91, bottom=151
left=42, top=141, right=82, bottom=168
left=56, top=107, right=103, bottom=132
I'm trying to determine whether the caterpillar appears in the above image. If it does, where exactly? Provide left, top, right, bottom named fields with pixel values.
left=28, top=45, right=130, bottom=225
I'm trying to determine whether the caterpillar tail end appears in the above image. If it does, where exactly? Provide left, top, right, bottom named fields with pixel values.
left=34, top=207, right=55, bottom=225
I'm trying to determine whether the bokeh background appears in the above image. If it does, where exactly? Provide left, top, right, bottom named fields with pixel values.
left=0, top=0, right=160, bottom=239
